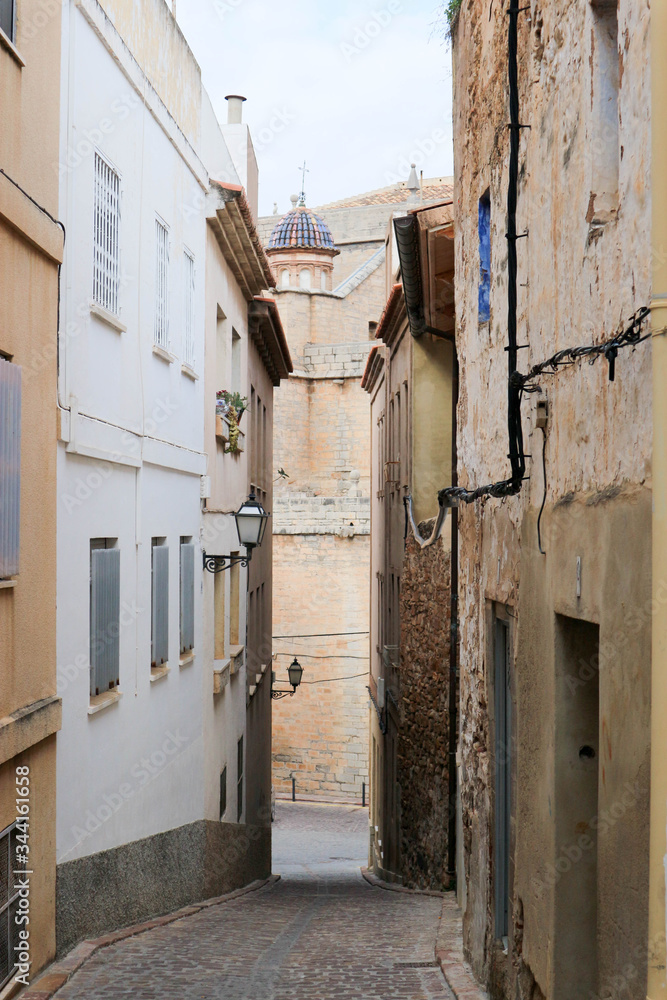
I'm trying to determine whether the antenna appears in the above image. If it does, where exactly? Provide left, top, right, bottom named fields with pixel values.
left=298, top=160, right=309, bottom=206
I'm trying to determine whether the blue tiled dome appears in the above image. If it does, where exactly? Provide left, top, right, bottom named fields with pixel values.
left=269, top=206, right=336, bottom=252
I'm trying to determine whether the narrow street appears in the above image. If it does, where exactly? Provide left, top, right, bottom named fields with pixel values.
left=25, top=803, right=482, bottom=1000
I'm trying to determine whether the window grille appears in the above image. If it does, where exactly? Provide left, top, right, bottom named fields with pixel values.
left=90, top=543, right=121, bottom=696
left=183, top=251, right=195, bottom=367
left=179, top=540, right=195, bottom=654
left=0, top=358, right=21, bottom=579
left=0, top=824, right=19, bottom=989
left=93, top=153, right=120, bottom=315
left=154, top=218, right=170, bottom=349
left=151, top=542, right=169, bottom=669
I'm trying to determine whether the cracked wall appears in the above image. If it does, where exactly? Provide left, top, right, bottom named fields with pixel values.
left=452, top=0, right=652, bottom=996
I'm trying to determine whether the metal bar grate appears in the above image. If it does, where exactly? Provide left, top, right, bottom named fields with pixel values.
left=183, top=251, right=195, bottom=367
left=93, top=153, right=120, bottom=314
left=154, top=219, right=170, bottom=348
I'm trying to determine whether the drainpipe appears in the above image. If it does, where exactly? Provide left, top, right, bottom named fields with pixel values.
left=648, top=3, right=667, bottom=996
left=447, top=353, right=459, bottom=878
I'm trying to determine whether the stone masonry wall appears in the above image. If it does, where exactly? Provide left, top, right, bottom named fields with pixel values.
left=398, top=530, right=452, bottom=891
left=272, top=532, right=369, bottom=802
left=452, top=1, right=651, bottom=996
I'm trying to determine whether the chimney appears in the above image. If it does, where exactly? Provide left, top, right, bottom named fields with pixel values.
left=225, top=95, right=247, bottom=125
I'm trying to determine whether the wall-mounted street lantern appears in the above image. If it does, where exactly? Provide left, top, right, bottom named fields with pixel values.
left=203, top=492, right=270, bottom=573
left=272, top=657, right=304, bottom=700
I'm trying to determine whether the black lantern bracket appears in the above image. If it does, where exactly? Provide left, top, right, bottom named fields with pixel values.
left=271, top=687, right=296, bottom=700
left=271, top=657, right=303, bottom=700
left=203, top=552, right=250, bottom=574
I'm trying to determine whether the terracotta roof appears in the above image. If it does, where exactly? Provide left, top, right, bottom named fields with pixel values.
left=316, top=178, right=453, bottom=211
left=361, top=344, right=386, bottom=392
left=208, top=181, right=275, bottom=299
left=268, top=206, right=337, bottom=251
left=375, top=283, right=406, bottom=348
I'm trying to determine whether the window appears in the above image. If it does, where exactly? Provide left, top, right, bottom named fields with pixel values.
left=493, top=616, right=511, bottom=942
left=230, top=556, right=240, bottom=646
left=179, top=537, right=195, bottom=655
left=214, top=570, right=226, bottom=660
left=299, top=268, right=311, bottom=290
left=151, top=539, right=169, bottom=670
left=589, top=0, right=619, bottom=219
left=0, top=358, right=20, bottom=579
left=237, top=736, right=244, bottom=822
left=0, top=824, right=19, bottom=989
left=183, top=250, right=195, bottom=367
left=478, top=191, right=491, bottom=324
left=154, top=218, right=170, bottom=348
left=320, top=270, right=328, bottom=291
left=90, top=539, right=120, bottom=696
left=219, top=767, right=227, bottom=820
left=0, top=0, right=15, bottom=45
left=93, top=153, right=121, bottom=315
left=280, top=268, right=290, bottom=289
left=231, top=328, right=241, bottom=392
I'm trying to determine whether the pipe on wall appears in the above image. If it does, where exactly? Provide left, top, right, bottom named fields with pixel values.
left=649, top=2, right=667, bottom=994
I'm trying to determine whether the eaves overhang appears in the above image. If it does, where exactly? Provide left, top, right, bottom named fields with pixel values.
left=248, top=296, right=293, bottom=385
left=361, top=343, right=386, bottom=393
left=207, top=181, right=276, bottom=300
left=375, top=282, right=407, bottom=353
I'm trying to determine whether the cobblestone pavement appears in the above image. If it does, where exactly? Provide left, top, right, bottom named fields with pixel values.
left=51, top=803, right=456, bottom=1000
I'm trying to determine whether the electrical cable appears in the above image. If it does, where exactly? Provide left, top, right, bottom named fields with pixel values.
left=272, top=631, right=369, bottom=639
left=436, top=5, right=650, bottom=512
left=300, top=672, right=368, bottom=685
left=537, top=426, right=547, bottom=554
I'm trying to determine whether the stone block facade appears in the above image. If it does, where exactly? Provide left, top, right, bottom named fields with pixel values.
left=398, top=532, right=453, bottom=891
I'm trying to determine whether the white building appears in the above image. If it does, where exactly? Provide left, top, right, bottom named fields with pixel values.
left=54, top=0, right=288, bottom=952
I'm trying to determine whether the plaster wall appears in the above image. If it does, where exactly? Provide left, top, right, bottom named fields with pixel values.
left=0, top=0, right=64, bottom=980
left=54, top=0, right=211, bottom=947
left=452, top=0, right=651, bottom=996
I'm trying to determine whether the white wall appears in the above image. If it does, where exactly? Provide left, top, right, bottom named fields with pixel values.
left=55, top=0, right=215, bottom=863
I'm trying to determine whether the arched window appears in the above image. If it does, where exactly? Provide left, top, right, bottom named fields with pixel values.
left=320, top=271, right=328, bottom=291
left=281, top=269, right=290, bottom=289
left=299, top=269, right=311, bottom=290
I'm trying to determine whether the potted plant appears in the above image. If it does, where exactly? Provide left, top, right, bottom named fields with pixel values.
left=216, top=389, right=247, bottom=420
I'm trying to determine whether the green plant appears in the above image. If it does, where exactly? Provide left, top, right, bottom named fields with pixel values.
left=444, top=0, right=463, bottom=33
left=216, top=389, right=248, bottom=413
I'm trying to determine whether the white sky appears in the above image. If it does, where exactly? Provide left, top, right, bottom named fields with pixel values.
left=174, top=0, right=454, bottom=217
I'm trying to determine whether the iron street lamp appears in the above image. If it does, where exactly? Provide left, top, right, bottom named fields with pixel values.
left=272, top=657, right=304, bottom=700
left=203, top=492, right=270, bottom=573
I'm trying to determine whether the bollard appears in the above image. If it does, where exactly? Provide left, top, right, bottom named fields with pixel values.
left=292, top=776, right=296, bottom=802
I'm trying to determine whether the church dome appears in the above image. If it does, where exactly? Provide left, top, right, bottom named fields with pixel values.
left=269, top=201, right=337, bottom=252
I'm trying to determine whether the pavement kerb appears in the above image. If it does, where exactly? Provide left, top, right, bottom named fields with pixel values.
left=18, top=875, right=281, bottom=1000
left=361, top=868, right=488, bottom=1000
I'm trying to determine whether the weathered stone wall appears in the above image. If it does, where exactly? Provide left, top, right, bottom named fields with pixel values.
left=452, top=1, right=651, bottom=996
left=398, top=531, right=452, bottom=891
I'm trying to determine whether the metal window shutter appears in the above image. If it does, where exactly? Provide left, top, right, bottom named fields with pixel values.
left=90, top=547, right=121, bottom=696
left=0, top=359, right=21, bottom=578
left=180, top=542, right=195, bottom=654
left=151, top=545, right=169, bottom=667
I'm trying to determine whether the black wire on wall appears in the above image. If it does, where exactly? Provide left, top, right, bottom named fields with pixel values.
left=437, top=5, right=650, bottom=512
